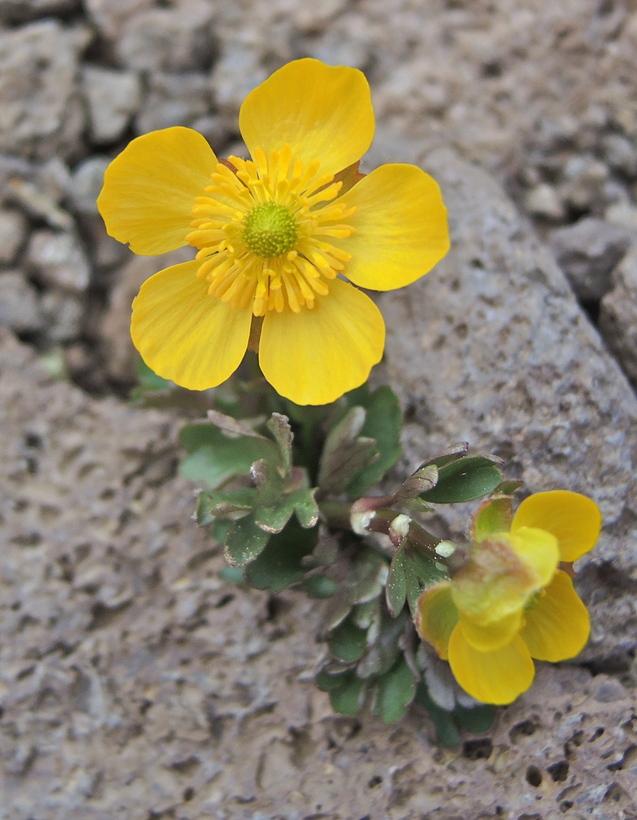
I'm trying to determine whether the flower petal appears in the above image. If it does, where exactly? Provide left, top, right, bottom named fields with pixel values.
left=459, top=610, right=522, bottom=652
left=97, top=127, right=217, bottom=255
left=258, top=278, right=384, bottom=405
left=520, top=570, right=590, bottom=662
left=131, top=260, right=252, bottom=390
left=337, top=164, right=450, bottom=291
left=416, top=582, right=458, bottom=660
left=511, top=491, right=602, bottom=562
left=448, top=628, right=535, bottom=705
left=509, top=527, right=559, bottom=588
left=239, top=58, right=374, bottom=178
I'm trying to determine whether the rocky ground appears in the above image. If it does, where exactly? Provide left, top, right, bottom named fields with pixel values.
left=1, top=1, right=636, bottom=818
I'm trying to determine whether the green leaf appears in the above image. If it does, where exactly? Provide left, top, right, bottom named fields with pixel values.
left=317, top=406, right=376, bottom=496
left=470, top=495, right=513, bottom=542
left=244, top=518, right=318, bottom=592
left=329, top=617, right=368, bottom=663
left=206, top=409, right=268, bottom=440
left=267, top=413, right=293, bottom=475
left=357, top=609, right=406, bottom=679
left=394, top=465, right=439, bottom=505
left=421, top=456, right=503, bottom=504
left=455, top=703, right=497, bottom=733
left=373, top=656, right=416, bottom=724
left=386, top=547, right=408, bottom=617
left=180, top=424, right=277, bottom=489
left=298, top=575, right=337, bottom=599
left=256, top=480, right=319, bottom=532
left=292, top=487, right=320, bottom=529
left=346, top=386, right=403, bottom=496
left=415, top=684, right=461, bottom=747
left=417, top=442, right=469, bottom=470
left=329, top=674, right=367, bottom=716
left=196, top=488, right=258, bottom=525
left=495, top=479, right=524, bottom=495
left=224, top=513, right=270, bottom=566
left=316, top=667, right=349, bottom=692
left=351, top=598, right=381, bottom=630
left=404, top=544, right=448, bottom=587
left=219, top=566, right=246, bottom=585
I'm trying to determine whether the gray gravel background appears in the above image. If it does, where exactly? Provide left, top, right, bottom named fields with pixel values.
left=1, top=1, right=637, bottom=818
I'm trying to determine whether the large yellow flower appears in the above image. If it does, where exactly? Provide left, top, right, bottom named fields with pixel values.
left=417, top=491, right=601, bottom=704
left=97, top=58, right=449, bottom=405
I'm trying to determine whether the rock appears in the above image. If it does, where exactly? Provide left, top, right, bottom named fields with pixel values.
left=188, top=115, right=230, bottom=152
left=0, top=20, right=90, bottom=160
left=116, top=2, right=216, bottom=73
left=602, top=132, right=637, bottom=178
left=210, top=44, right=267, bottom=123
left=134, top=73, right=211, bottom=135
left=84, top=0, right=154, bottom=41
left=605, top=202, right=637, bottom=232
left=81, top=66, right=141, bottom=145
left=548, top=217, right=632, bottom=301
left=523, top=182, right=565, bottom=220
left=599, top=245, right=637, bottom=389
left=0, top=209, right=28, bottom=265
left=378, top=144, right=637, bottom=659
left=558, top=154, right=610, bottom=213
left=0, top=271, right=42, bottom=333
left=0, top=0, right=79, bottom=24
left=26, top=230, right=91, bottom=294
left=40, top=290, right=84, bottom=342
left=0, top=324, right=636, bottom=820
left=68, top=156, right=109, bottom=216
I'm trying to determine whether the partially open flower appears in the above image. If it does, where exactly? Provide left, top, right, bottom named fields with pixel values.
left=97, top=58, right=449, bottom=405
left=416, top=491, right=601, bottom=704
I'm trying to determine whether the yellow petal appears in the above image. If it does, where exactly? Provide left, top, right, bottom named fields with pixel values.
left=448, top=628, right=535, bottom=705
left=337, top=164, right=450, bottom=291
left=97, top=127, right=217, bottom=255
left=239, top=58, right=374, bottom=178
left=416, top=582, right=458, bottom=660
left=509, top=527, right=559, bottom=588
left=511, top=490, right=602, bottom=562
left=131, top=260, right=252, bottom=390
left=258, top=278, right=384, bottom=405
left=458, top=610, right=522, bottom=652
left=520, top=570, right=590, bottom=662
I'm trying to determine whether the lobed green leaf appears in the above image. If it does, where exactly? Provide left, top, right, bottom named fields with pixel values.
left=224, top=513, right=270, bottom=566
left=421, top=456, right=503, bottom=503
left=244, top=518, right=318, bottom=592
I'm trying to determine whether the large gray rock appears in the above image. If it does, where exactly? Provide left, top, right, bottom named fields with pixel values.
left=81, top=66, right=141, bottom=145
left=548, top=217, right=632, bottom=301
left=0, top=271, right=42, bottom=333
left=115, top=1, right=216, bottom=73
left=378, top=147, right=637, bottom=660
left=0, top=326, right=635, bottom=820
left=0, top=0, right=79, bottom=24
left=26, top=230, right=91, bottom=294
left=0, top=209, right=28, bottom=265
left=599, top=245, right=637, bottom=390
left=134, top=73, right=211, bottom=135
left=0, top=20, right=90, bottom=160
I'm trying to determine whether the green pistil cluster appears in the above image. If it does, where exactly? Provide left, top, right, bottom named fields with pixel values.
left=242, top=202, right=298, bottom=259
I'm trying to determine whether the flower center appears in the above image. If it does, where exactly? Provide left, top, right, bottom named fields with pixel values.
left=186, top=143, right=356, bottom=316
left=242, top=202, right=298, bottom=258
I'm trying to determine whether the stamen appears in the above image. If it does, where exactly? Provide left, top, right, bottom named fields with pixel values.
left=189, top=145, right=357, bottom=316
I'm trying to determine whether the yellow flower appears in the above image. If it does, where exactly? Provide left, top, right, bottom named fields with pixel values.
left=416, top=491, right=601, bottom=704
left=97, top=58, right=449, bottom=405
